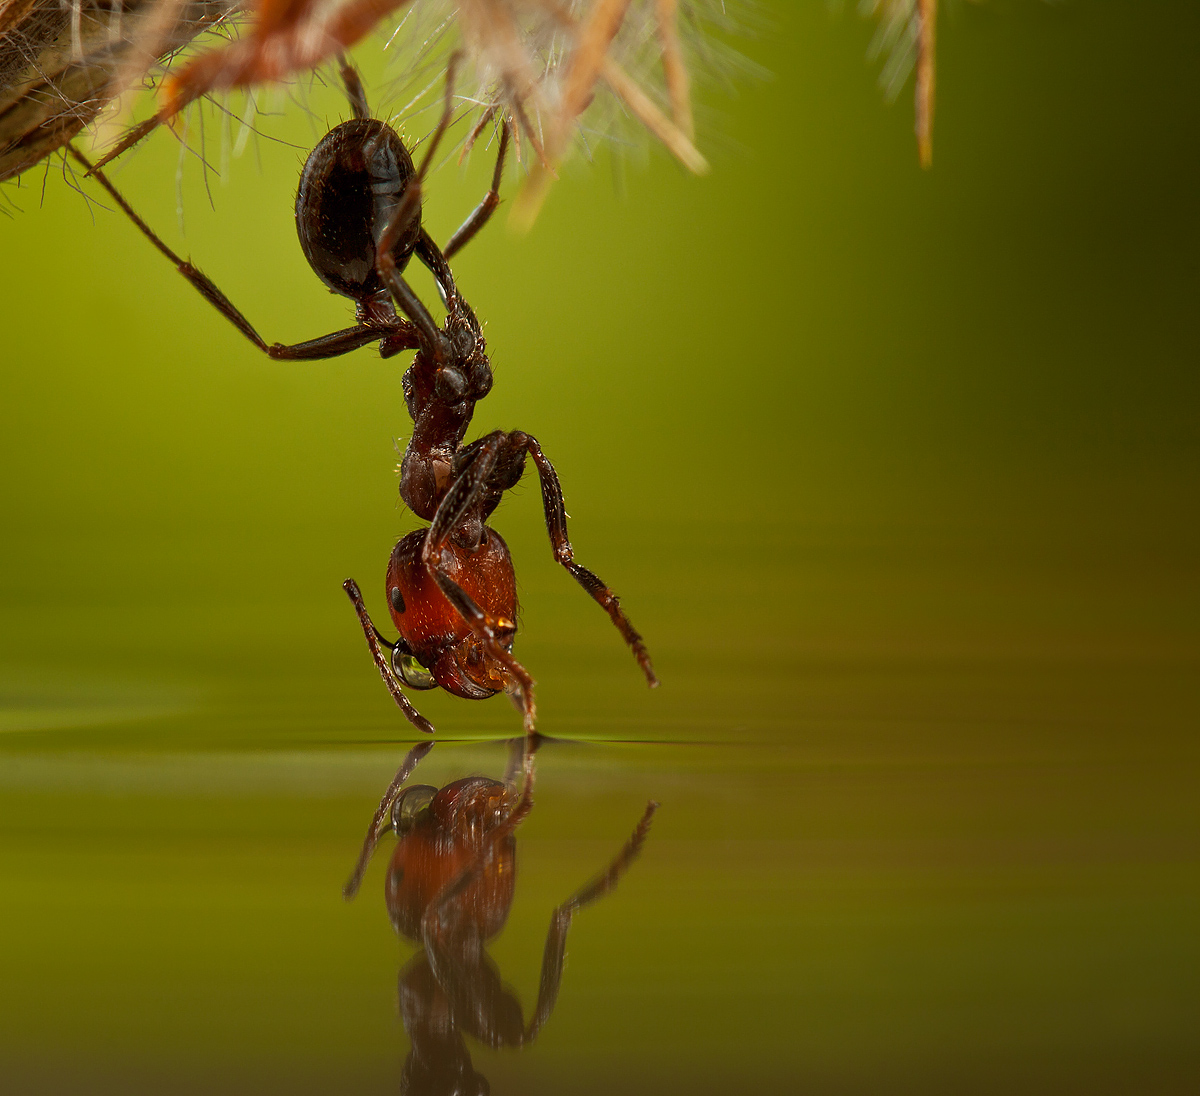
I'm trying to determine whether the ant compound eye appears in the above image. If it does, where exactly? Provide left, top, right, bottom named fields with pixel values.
left=391, top=648, right=437, bottom=690
left=390, top=586, right=405, bottom=613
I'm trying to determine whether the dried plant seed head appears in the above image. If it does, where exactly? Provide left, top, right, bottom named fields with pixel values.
left=0, top=0, right=238, bottom=182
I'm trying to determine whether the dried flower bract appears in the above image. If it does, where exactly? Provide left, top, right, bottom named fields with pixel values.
left=79, top=0, right=713, bottom=220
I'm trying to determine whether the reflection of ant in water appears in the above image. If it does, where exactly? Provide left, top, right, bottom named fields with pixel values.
left=71, top=57, right=657, bottom=736
left=344, top=740, right=657, bottom=1095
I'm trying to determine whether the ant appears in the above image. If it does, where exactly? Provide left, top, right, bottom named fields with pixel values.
left=72, top=57, right=657, bottom=736
left=344, top=740, right=657, bottom=1094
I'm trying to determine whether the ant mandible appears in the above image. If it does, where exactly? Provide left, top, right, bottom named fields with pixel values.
left=72, top=57, right=657, bottom=736
left=343, top=740, right=657, bottom=1092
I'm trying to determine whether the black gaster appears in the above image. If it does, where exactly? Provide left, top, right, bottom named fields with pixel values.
left=295, top=119, right=421, bottom=304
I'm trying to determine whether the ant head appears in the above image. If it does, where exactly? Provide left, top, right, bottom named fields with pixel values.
left=387, top=529, right=518, bottom=701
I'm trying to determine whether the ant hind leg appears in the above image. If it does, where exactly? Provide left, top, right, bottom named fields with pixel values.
left=68, top=144, right=414, bottom=360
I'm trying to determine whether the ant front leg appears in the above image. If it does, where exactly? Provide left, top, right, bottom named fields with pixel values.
left=518, top=433, right=659, bottom=687
left=343, top=579, right=437, bottom=735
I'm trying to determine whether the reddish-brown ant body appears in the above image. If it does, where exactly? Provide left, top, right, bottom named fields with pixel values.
left=73, top=58, right=656, bottom=737
left=343, top=741, right=657, bottom=1092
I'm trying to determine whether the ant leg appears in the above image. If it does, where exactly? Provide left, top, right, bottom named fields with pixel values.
left=69, top=144, right=272, bottom=352
left=374, top=53, right=461, bottom=299
left=459, top=103, right=498, bottom=162
left=502, top=733, right=525, bottom=788
left=414, top=229, right=457, bottom=309
left=88, top=114, right=165, bottom=174
left=338, top=56, right=371, bottom=121
left=372, top=60, right=464, bottom=352
left=343, top=739, right=435, bottom=900
left=434, top=571, right=537, bottom=734
left=69, top=145, right=410, bottom=360
left=419, top=434, right=539, bottom=733
left=444, top=123, right=509, bottom=261
left=269, top=323, right=419, bottom=361
left=526, top=801, right=658, bottom=1040
left=343, top=579, right=437, bottom=736
left=519, top=432, right=658, bottom=687
left=377, top=248, right=448, bottom=359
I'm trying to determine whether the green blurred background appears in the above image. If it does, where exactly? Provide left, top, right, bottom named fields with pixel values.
left=1, top=1, right=1197, bottom=1092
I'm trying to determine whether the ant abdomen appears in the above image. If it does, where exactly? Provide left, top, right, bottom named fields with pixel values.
left=296, top=119, right=421, bottom=308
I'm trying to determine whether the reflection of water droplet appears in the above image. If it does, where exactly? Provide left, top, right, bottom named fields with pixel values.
left=393, top=784, right=437, bottom=833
